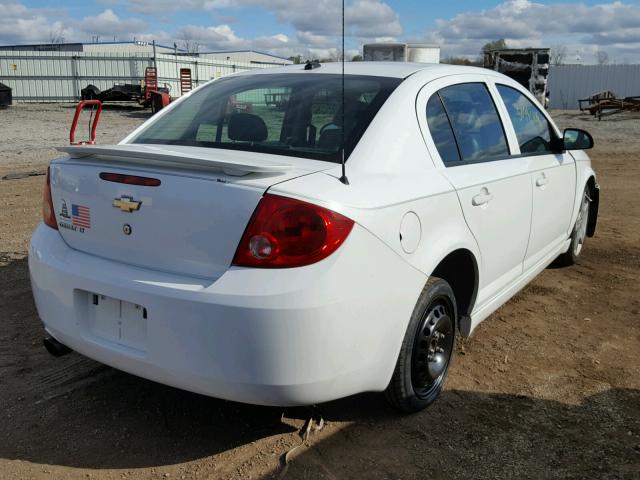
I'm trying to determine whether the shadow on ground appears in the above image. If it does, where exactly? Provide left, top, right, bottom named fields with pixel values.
left=267, top=388, right=640, bottom=479
left=1, top=256, right=638, bottom=478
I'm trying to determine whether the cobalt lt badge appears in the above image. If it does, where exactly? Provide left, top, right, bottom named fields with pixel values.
left=113, top=195, right=142, bottom=213
left=123, top=224, right=132, bottom=236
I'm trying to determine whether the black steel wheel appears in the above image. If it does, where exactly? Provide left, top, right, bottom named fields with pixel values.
left=411, top=300, right=455, bottom=399
left=385, top=277, right=457, bottom=413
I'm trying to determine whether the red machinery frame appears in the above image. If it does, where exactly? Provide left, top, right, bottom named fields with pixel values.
left=69, top=100, right=103, bottom=145
left=144, top=66, right=159, bottom=103
left=180, top=68, right=193, bottom=96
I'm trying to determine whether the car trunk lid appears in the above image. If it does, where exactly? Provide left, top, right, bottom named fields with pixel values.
left=49, top=145, right=330, bottom=279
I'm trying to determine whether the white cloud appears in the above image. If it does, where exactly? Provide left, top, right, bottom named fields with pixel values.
left=421, top=0, right=640, bottom=63
left=116, top=0, right=232, bottom=14
left=1, top=1, right=640, bottom=63
left=243, top=0, right=401, bottom=40
left=0, top=3, right=69, bottom=44
left=99, top=0, right=401, bottom=53
left=0, top=0, right=398, bottom=60
left=176, top=24, right=249, bottom=50
left=79, top=9, right=146, bottom=36
left=0, top=4, right=147, bottom=44
left=347, top=0, right=401, bottom=38
left=150, top=0, right=400, bottom=58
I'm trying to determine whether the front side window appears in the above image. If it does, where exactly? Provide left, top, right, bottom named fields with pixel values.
left=437, top=83, right=509, bottom=162
left=133, top=74, right=401, bottom=163
left=497, top=84, right=554, bottom=154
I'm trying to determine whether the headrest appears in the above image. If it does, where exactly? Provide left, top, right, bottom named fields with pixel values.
left=317, top=128, right=342, bottom=151
left=228, top=113, right=268, bottom=142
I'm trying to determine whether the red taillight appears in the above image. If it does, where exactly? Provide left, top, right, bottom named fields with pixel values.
left=233, top=194, right=354, bottom=268
left=99, top=172, right=161, bottom=187
left=42, top=167, right=58, bottom=230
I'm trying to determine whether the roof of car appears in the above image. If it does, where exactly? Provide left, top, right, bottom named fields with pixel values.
left=236, top=61, right=487, bottom=79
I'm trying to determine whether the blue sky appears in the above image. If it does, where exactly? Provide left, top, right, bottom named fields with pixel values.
left=2, top=1, right=640, bottom=63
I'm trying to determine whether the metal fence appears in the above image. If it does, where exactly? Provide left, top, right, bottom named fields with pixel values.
left=0, top=51, right=267, bottom=102
left=548, top=64, right=640, bottom=110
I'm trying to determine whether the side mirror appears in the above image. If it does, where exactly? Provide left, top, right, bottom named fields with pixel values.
left=563, top=128, right=594, bottom=150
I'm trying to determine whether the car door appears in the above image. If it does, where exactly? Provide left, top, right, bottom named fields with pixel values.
left=418, top=77, right=533, bottom=308
left=493, top=83, right=576, bottom=270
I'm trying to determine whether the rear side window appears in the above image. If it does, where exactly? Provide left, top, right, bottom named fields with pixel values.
left=435, top=83, right=509, bottom=163
left=497, top=84, right=554, bottom=154
left=426, top=94, right=460, bottom=164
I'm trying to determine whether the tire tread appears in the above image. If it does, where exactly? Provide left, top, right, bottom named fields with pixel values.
left=556, top=185, right=590, bottom=267
left=385, top=277, right=456, bottom=413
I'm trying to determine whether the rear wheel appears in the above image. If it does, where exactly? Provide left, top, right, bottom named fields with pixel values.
left=556, top=186, right=590, bottom=266
left=385, top=277, right=457, bottom=413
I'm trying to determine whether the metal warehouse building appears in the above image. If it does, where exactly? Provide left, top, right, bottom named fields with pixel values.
left=0, top=41, right=290, bottom=102
left=190, top=50, right=293, bottom=66
left=548, top=64, right=640, bottom=110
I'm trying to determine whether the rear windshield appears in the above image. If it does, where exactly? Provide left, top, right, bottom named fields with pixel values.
left=133, top=73, right=401, bottom=163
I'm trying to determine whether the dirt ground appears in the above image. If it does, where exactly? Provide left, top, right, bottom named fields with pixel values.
left=0, top=104, right=639, bottom=480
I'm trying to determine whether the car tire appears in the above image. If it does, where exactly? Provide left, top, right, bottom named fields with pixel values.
left=385, top=277, right=457, bottom=413
left=555, top=186, right=591, bottom=267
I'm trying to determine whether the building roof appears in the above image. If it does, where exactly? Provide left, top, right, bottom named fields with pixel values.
left=0, top=41, right=185, bottom=51
left=485, top=47, right=551, bottom=53
left=85, top=41, right=184, bottom=50
left=197, top=50, right=292, bottom=62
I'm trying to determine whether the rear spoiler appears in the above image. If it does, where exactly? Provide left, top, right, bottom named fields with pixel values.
left=56, top=144, right=293, bottom=177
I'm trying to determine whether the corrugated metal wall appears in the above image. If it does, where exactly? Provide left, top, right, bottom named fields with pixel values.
left=548, top=64, right=640, bottom=109
left=0, top=51, right=267, bottom=102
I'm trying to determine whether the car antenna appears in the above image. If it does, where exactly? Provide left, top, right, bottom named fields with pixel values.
left=338, top=0, right=349, bottom=185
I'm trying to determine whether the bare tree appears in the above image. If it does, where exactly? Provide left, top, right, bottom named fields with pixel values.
left=551, top=45, right=567, bottom=66
left=319, top=50, right=342, bottom=63
left=49, top=29, right=65, bottom=44
left=596, top=50, right=609, bottom=65
left=178, top=32, right=201, bottom=55
left=442, top=56, right=482, bottom=66
left=481, top=38, right=507, bottom=54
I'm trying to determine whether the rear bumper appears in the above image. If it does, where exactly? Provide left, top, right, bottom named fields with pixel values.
left=29, top=224, right=426, bottom=406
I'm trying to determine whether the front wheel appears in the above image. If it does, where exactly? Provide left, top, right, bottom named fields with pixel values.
left=385, top=277, right=457, bottom=413
left=556, top=187, right=590, bottom=266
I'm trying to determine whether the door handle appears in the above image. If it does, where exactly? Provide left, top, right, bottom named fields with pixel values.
left=536, top=174, right=549, bottom=187
left=472, top=189, right=493, bottom=206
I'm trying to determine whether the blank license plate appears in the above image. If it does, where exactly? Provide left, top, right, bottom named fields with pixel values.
left=87, top=293, right=147, bottom=352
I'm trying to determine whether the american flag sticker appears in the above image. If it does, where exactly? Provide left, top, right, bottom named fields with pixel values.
left=72, top=204, right=91, bottom=229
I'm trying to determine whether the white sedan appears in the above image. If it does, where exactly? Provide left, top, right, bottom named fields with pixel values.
left=29, top=62, right=599, bottom=412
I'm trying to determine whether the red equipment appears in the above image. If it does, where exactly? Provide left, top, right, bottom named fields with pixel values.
left=150, top=90, right=171, bottom=114
left=144, top=66, right=159, bottom=103
left=69, top=100, right=102, bottom=145
left=144, top=65, right=172, bottom=114
left=180, top=68, right=193, bottom=96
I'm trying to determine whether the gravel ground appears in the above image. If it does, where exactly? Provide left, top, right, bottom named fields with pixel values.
left=0, top=104, right=639, bottom=479
left=0, top=103, right=147, bottom=178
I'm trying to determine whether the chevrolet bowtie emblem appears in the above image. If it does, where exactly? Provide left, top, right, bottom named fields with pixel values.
left=112, top=195, right=142, bottom=213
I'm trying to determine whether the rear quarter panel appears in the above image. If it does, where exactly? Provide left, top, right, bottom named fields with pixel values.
left=270, top=71, right=481, bottom=305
